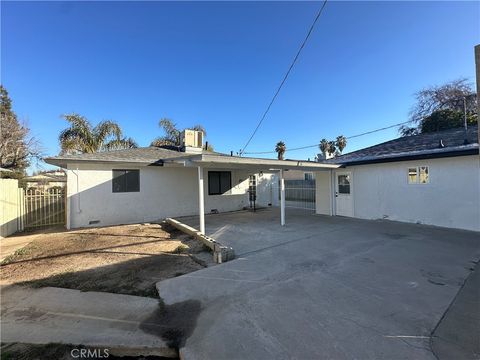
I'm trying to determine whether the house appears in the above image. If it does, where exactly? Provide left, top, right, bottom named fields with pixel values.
left=45, top=130, right=338, bottom=230
left=317, top=125, right=479, bottom=231
left=45, top=126, right=479, bottom=232
left=23, top=170, right=66, bottom=191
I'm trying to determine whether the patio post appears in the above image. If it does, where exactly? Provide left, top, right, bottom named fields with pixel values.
left=198, top=166, right=205, bottom=234
left=280, top=169, right=285, bottom=226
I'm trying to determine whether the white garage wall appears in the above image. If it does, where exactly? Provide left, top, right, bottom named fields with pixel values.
left=66, top=163, right=276, bottom=229
left=346, top=155, right=479, bottom=231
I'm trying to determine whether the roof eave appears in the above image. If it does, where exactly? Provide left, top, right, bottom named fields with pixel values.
left=43, top=157, right=164, bottom=168
left=183, top=154, right=341, bottom=170
left=336, top=148, right=479, bottom=167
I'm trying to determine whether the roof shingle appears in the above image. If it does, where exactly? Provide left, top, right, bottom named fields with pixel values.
left=326, top=125, right=478, bottom=165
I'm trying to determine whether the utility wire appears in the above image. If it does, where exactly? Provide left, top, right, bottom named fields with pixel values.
left=239, top=0, right=329, bottom=155
left=243, top=119, right=416, bottom=155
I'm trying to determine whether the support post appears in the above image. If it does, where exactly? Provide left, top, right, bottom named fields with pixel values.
left=198, top=166, right=205, bottom=234
left=280, top=169, right=285, bottom=226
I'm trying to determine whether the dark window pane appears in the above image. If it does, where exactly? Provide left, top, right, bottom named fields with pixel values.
left=208, top=171, right=231, bottom=195
left=112, top=169, right=140, bottom=193
left=338, top=175, right=350, bottom=194
left=126, top=170, right=140, bottom=192
left=208, top=172, right=220, bottom=195
left=220, top=172, right=231, bottom=194
left=112, top=170, right=126, bottom=192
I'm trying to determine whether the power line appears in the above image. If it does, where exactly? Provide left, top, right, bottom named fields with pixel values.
left=243, top=119, right=416, bottom=155
left=239, top=0, right=329, bottom=155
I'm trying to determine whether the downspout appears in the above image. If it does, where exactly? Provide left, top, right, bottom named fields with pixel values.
left=330, top=169, right=336, bottom=216
left=72, top=168, right=82, bottom=213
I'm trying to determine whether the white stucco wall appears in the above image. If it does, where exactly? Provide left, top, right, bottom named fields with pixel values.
left=345, top=155, right=480, bottom=231
left=314, top=171, right=333, bottom=215
left=66, top=163, right=277, bottom=229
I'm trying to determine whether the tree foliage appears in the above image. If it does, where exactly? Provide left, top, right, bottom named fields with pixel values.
left=275, top=141, right=286, bottom=160
left=0, top=85, right=42, bottom=176
left=420, top=109, right=477, bottom=133
left=150, top=118, right=212, bottom=150
left=319, top=139, right=329, bottom=158
left=59, top=114, right=137, bottom=154
left=318, top=135, right=347, bottom=159
left=400, top=78, right=477, bottom=136
left=335, top=135, right=347, bottom=153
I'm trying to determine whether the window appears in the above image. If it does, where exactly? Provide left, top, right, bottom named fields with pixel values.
left=208, top=171, right=231, bottom=195
left=407, top=166, right=429, bottom=184
left=408, top=168, right=417, bottom=184
left=419, top=166, right=429, bottom=184
left=112, top=170, right=140, bottom=192
left=304, top=172, right=314, bottom=181
left=338, top=174, right=350, bottom=194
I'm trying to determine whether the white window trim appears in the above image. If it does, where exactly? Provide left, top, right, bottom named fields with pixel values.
left=304, top=172, right=314, bottom=181
left=407, top=166, right=429, bottom=185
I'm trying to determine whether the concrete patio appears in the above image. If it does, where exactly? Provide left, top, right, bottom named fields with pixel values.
left=158, top=208, right=480, bottom=359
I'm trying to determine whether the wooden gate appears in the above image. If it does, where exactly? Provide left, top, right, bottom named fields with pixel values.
left=24, top=188, right=66, bottom=229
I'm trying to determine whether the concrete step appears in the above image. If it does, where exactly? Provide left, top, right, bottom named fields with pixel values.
left=0, top=285, right=177, bottom=357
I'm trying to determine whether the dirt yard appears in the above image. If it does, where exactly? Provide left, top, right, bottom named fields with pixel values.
left=0, top=223, right=210, bottom=297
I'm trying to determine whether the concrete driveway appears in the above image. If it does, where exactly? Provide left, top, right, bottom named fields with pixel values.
left=157, top=208, right=480, bottom=360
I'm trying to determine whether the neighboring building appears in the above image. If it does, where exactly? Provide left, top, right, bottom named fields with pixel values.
left=45, top=127, right=479, bottom=232
left=316, top=125, right=479, bottom=231
left=23, top=171, right=66, bottom=191
left=283, top=170, right=315, bottom=181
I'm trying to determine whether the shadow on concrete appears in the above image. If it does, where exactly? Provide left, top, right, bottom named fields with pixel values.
left=431, top=260, right=480, bottom=360
left=140, top=300, right=202, bottom=349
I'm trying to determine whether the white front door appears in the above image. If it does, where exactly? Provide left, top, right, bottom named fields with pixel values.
left=335, top=172, right=353, bottom=217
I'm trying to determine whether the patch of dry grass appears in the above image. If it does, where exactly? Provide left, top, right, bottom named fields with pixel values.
left=0, top=223, right=209, bottom=297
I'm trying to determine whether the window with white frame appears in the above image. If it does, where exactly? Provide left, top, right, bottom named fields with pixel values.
left=419, top=166, right=429, bottom=184
left=408, top=166, right=429, bottom=184
left=304, top=172, right=314, bottom=181
left=408, top=168, right=417, bottom=184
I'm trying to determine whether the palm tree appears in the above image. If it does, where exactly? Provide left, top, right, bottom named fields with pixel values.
left=275, top=141, right=286, bottom=160
left=327, top=141, right=336, bottom=156
left=319, top=139, right=329, bottom=158
left=150, top=118, right=212, bottom=149
left=59, top=114, right=137, bottom=155
left=335, top=135, right=347, bottom=154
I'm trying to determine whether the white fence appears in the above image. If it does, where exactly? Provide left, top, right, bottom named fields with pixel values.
left=24, top=188, right=65, bottom=228
left=0, top=179, right=25, bottom=238
left=283, top=180, right=316, bottom=211
left=0, top=179, right=66, bottom=237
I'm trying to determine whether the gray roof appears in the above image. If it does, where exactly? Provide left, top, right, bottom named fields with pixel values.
left=44, top=147, right=220, bottom=167
left=44, top=146, right=340, bottom=170
left=327, top=125, right=479, bottom=165
left=45, top=125, right=478, bottom=169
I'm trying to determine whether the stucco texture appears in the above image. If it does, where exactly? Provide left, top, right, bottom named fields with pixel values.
left=66, top=164, right=277, bottom=229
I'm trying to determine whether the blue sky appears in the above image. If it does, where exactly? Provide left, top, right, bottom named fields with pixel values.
left=1, top=1, right=479, bottom=172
